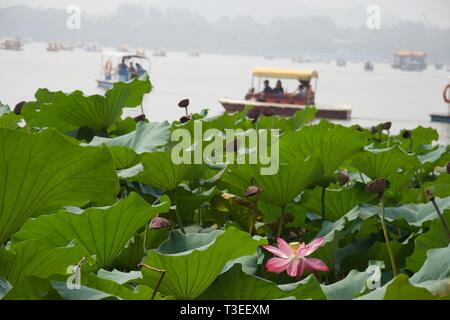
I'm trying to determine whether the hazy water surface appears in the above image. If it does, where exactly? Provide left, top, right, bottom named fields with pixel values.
left=1, top=42, right=449, bottom=143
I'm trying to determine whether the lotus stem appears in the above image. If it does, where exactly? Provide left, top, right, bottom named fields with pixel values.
left=379, top=195, right=398, bottom=276
left=175, top=206, right=185, bottom=234
left=139, top=263, right=166, bottom=300
left=359, top=172, right=366, bottom=184
left=321, top=187, right=326, bottom=220
left=277, top=205, right=286, bottom=237
left=248, top=195, right=259, bottom=235
left=143, top=226, right=148, bottom=253
left=428, top=194, right=450, bottom=241
left=140, top=103, right=144, bottom=115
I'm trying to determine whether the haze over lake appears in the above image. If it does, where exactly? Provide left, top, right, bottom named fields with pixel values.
left=0, top=42, right=449, bottom=143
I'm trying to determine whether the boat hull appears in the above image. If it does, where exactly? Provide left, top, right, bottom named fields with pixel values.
left=96, top=79, right=114, bottom=90
left=430, top=113, right=450, bottom=123
left=220, top=99, right=351, bottom=120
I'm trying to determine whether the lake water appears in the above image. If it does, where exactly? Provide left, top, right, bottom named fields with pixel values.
left=1, top=42, right=449, bottom=143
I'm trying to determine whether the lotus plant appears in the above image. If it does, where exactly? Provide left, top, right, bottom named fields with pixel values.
left=263, top=237, right=329, bottom=278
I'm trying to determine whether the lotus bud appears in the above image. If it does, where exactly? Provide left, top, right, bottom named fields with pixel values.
left=365, top=178, right=388, bottom=193
left=382, top=122, right=392, bottom=131
left=370, top=126, right=378, bottom=134
left=402, top=130, right=411, bottom=139
left=426, top=190, right=435, bottom=201
left=14, top=101, right=26, bottom=115
left=337, top=170, right=350, bottom=186
left=133, top=114, right=146, bottom=122
left=245, top=185, right=263, bottom=198
left=149, top=216, right=170, bottom=229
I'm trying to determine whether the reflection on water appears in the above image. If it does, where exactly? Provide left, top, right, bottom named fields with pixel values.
left=0, top=42, right=449, bottom=143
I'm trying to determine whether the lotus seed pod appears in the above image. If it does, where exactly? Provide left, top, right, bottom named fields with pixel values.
left=365, top=178, right=388, bottom=193
left=178, top=99, right=190, bottom=109
left=383, top=122, right=392, bottom=130
left=133, top=114, right=146, bottom=122
left=179, top=115, right=192, bottom=123
left=337, top=170, right=350, bottom=186
left=14, top=101, right=26, bottom=115
left=402, top=130, right=411, bottom=139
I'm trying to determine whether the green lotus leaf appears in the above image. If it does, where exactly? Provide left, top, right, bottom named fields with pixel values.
left=351, top=146, right=420, bottom=179
left=22, top=76, right=151, bottom=133
left=398, top=126, right=439, bottom=153
left=89, top=121, right=171, bottom=154
left=198, top=264, right=326, bottom=300
left=406, top=210, right=450, bottom=272
left=301, top=185, right=376, bottom=221
left=141, top=227, right=266, bottom=299
left=88, top=121, right=171, bottom=169
left=280, top=121, right=367, bottom=176
left=0, top=103, right=22, bottom=129
left=358, top=274, right=448, bottom=300
left=321, top=269, right=370, bottom=300
left=52, top=271, right=154, bottom=300
left=410, top=244, right=450, bottom=284
left=0, top=240, right=83, bottom=286
left=0, top=127, right=119, bottom=245
left=13, top=193, right=170, bottom=268
left=221, top=155, right=324, bottom=207
left=127, top=151, right=206, bottom=191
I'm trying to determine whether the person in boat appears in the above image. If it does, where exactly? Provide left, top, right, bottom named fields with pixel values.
left=273, top=80, right=284, bottom=97
left=262, top=80, right=272, bottom=95
left=136, top=63, right=146, bottom=77
left=104, top=59, right=113, bottom=80
left=293, top=82, right=308, bottom=98
left=118, top=58, right=129, bottom=81
left=129, top=62, right=138, bottom=79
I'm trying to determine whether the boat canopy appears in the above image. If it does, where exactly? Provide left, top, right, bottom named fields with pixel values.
left=102, top=51, right=149, bottom=60
left=395, top=50, right=426, bottom=57
left=252, top=67, right=318, bottom=81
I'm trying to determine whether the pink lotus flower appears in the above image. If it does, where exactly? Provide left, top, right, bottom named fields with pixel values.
left=263, top=237, right=329, bottom=278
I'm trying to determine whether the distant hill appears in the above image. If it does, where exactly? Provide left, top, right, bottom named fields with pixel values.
left=1, top=5, right=449, bottom=63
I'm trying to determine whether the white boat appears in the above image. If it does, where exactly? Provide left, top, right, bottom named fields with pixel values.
left=153, top=48, right=167, bottom=57
left=0, top=37, right=23, bottom=51
left=85, top=42, right=101, bottom=52
left=96, top=51, right=151, bottom=89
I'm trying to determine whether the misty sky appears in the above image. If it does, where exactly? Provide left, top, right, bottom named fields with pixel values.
left=2, top=0, right=450, bottom=28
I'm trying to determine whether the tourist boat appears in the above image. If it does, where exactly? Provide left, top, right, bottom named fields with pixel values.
left=96, top=51, right=151, bottom=89
left=136, top=48, right=146, bottom=57
left=435, top=63, right=444, bottom=70
left=392, top=50, right=427, bottom=71
left=0, top=37, right=23, bottom=51
left=219, top=67, right=352, bottom=120
left=47, top=42, right=63, bottom=52
left=153, top=48, right=167, bottom=57
left=189, top=51, right=200, bottom=57
left=430, top=76, right=450, bottom=123
left=117, top=45, right=131, bottom=53
left=85, top=42, right=101, bottom=52
left=336, top=59, right=347, bottom=67
left=364, top=61, right=374, bottom=72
